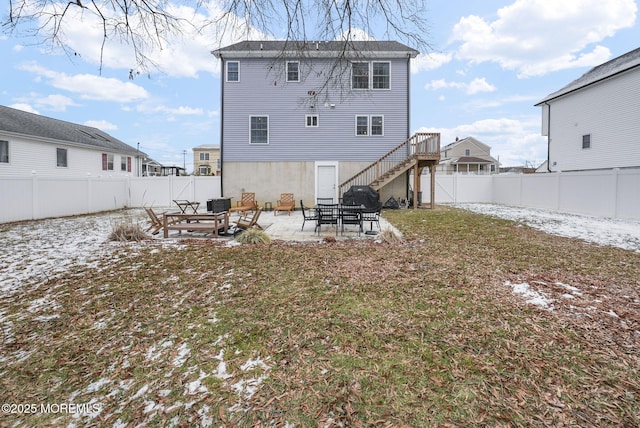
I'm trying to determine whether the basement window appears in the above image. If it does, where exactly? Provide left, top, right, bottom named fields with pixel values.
left=582, top=134, right=591, bottom=149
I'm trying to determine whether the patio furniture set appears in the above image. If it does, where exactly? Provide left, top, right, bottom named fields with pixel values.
left=144, top=187, right=382, bottom=239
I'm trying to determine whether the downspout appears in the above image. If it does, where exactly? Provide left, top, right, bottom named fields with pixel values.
left=219, top=54, right=225, bottom=196
left=406, top=53, right=412, bottom=203
left=545, top=101, right=551, bottom=172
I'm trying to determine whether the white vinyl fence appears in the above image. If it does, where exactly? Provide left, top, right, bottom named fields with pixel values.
left=2, top=169, right=639, bottom=224
left=0, top=175, right=221, bottom=224
left=422, top=168, right=640, bottom=220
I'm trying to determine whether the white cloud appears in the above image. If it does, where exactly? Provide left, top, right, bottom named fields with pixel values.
left=417, top=116, right=548, bottom=167
left=18, top=62, right=149, bottom=102
left=35, top=94, right=78, bottom=111
left=451, top=0, right=637, bottom=77
left=411, top=52, right=453, bottom=73
left=424, top=77, right=496, bottom=94
left=9, top=103, right=40, bottom=114
left=135, top=104, right=205, bottom=116
left=84, top=120, right=118, bottom=131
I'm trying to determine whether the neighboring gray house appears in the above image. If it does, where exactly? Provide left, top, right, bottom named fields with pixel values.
left=437, top=136, right=499, bottom=175
left=535, top=47, right=640, bottom=172
left=0, top=105, right=144, bottom=177
left=212, top=40, right=440, bottom=207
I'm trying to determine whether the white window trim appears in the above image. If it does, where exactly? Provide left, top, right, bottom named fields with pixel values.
left=355, top=115, right=369, bottom=136
left=582, top=134, right=591, bottom=149
left=226, top=61, right=240, bottom=82
left=351, top=62, right=370, bottom=90
left=355, top=115, right=384, bottom=136
left=1, top=140, right=10, bottom=164
left=249, top=115, right=270, bottom=145
left=56, top=147, right=68, bottom=168
left=370, top=115, right=384, bottom=136
left=305, top=114, right=319, bottom=128
left=372, top=61, right=391, bottom=90
left=286, top=61, right=300, bottom=82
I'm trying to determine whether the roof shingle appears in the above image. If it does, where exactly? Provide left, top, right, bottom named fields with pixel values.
left=0, top=105, right=139, bottom=155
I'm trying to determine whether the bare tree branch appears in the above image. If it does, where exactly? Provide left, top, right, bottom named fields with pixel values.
left=3, top=0, right=431, bottom=76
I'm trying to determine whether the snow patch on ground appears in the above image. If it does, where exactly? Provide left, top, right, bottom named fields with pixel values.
left=453, top=203, right=640, bottom=252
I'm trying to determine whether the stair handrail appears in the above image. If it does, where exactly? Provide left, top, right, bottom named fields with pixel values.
left=339, top=132, right=440, bottom=195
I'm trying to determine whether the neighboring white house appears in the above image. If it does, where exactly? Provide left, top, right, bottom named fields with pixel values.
left=437, top=136, right=499, bottom=175
left=0, top=105, right=144, bottom=177
left=535, top=47, right=640, bottom=172
left=211, top=40, right=434, bottom=206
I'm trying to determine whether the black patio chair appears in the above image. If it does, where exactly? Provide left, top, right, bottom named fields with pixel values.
left=300, top=200, right=319, bottom=231
left=340, top=205, right=363, bottom=236
left=362, top=208, right=381, bottom=232
left=316, top=203, right=339, bottom=235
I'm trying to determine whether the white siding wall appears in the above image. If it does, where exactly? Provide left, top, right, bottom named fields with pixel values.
left=0, top=135, right=140, bottom=177
left=548, top=69, right=640, bottom=171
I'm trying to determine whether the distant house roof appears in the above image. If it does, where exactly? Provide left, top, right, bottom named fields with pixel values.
left=212, top=40, right=420, bottom=58
left=0, top=105, right=140, bottom=156
left=193, top=144, right=220, bottom=150
left=456, top=156, right=493, bottom=164
left=441, top=136, right=491, bottom=152
left=536, top=47, right=640, bottom=105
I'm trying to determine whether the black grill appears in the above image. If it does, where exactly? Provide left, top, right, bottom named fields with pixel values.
left=341, top=186, right=382, bottom=212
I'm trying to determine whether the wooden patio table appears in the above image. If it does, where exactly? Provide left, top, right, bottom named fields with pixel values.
left=163, top=211, right=229, bottom=238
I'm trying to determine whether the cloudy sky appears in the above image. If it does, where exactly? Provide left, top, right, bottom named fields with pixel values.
left=1, top=0, right=638, bottom=171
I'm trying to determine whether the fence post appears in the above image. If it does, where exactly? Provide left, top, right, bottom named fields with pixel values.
left=612, top=168, right=619, bottom=219
left=31, top=171, right=38, bottom=220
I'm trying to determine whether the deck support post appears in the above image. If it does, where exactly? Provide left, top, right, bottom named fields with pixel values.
left=413, top=162, right=420, bottom=209
left=429, top=163, right=436, bottom=209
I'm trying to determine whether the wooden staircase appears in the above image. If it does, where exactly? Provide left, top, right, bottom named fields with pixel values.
left=339, top=132, right=440, bottom=207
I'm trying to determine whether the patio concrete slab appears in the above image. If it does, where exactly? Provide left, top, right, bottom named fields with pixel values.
left=233, top=209, right=399, bottom=242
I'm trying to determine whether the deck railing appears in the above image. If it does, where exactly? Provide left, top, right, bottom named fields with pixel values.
left=339, top=132, right=440, bottom=195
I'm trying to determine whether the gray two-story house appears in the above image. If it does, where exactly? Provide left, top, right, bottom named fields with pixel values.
left=212, top=40, right=440, bottom=208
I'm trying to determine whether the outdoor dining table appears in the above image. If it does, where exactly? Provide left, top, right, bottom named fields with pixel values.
left=173, top=199, right=200, bottom=214
left=163, top=211, right=229, bottom=238
left=315, top=204, right=365, bottom=235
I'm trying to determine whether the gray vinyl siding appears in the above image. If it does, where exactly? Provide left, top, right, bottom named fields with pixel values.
left=548, top=68, right=640, bottom=171
left=221, top=57, right=410, bottom=162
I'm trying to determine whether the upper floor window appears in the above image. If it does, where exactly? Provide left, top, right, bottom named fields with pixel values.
left=306, top=114, right=319, bottom=127
left=0, top=140, right=8, bottom=163
left=200, top=152, right=210, bottom=161
left=286, top=61, right=300, bottom=82
left=56, top=148, right=68, bottom=167
left=582, top=134, right=591, bottom=149
left=352, top=62, right=369, bottom=89
left=226, top=61, right=239, bottom=82
left=250, top=116, right=269, bottom=144
left=465, top=149, right=470, bottom=156
left=372, top=62, right=390, bottom=89
left=102, top=153, right=114, bottom=171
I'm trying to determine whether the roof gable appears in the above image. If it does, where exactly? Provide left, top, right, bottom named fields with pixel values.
left=0, top=105, right=139, bottom=155
left=536, top=47, right=640, bottom=105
